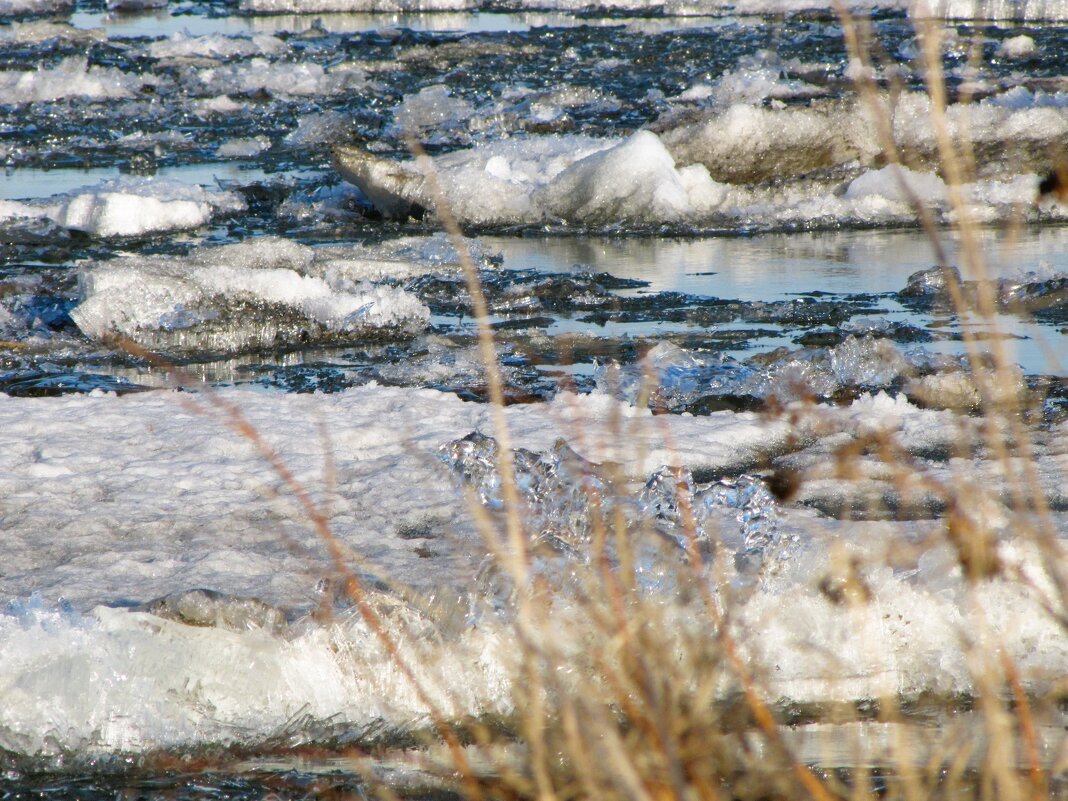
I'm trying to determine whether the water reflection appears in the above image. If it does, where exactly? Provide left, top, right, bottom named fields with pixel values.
left=486, top=229, right=1068, bottom=376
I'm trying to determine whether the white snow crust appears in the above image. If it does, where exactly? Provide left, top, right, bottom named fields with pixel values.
left=337, top=126, right=1058, bottom=228
left=336, top=131, right=728, bottom=226
left=0, top=56, right=144, bottom=103
left=997, top=33, right=1038, bottom=57
left=919, top=0, right=1068, bottom=18
left=0, top=0, right=70, bottom=14
left=194, top=57, right=366, bottom=98
left=148, top=32, right=288, bottom=60
left=0, top=383, right=1065, bottom=757
left=0, top=178, right=246, bottom=238
left=106, top=0, right=166, bottom=9
left=326, top=84, right=1068, bottom=229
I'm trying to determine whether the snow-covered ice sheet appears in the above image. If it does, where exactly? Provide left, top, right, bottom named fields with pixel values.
left=147, top=32, right=288, bottom=60
left=1, top=0, right=1068, bottom=766
left=192, top=57, right=366, bottom=98
left=68, top=236, right=505, bottom=353
left=336, top=105, right=1064, bottom=230
left=0, top=56, right=144, bottom=103
left=0, top=382, right=1065, bottom=759
left=0, top=384, right=795, bottom=611
left=335, top=131, right=727, bottom=227
left=0, top=0, right=71, bottom=16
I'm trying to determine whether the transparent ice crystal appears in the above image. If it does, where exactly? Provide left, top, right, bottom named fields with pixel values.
left=638, top=466, right=782, bottom=577
left=439, top=431, right=610, bottom=554
left=440, top=433, right=789, bottom=583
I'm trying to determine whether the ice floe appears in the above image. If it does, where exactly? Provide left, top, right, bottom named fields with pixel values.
left=335, top=131, right=727, bottom=226
left=147, top=32, right=288, bottom=61
left=0, top=0, right=71, bottom=15
left=336, top=127, right=1050, bottom=229
left=0, top=56, right=145, bottom=103
left=193, top=58, right=366, bottom=98
left=71, top=237, right=433, bottom=353
left=0, top=178, right=245, bottom=238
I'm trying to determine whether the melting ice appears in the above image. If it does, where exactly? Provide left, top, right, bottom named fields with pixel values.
left=0, top=384, right=1065, bottom=759
left=1, top=0, right=1068, bottom=773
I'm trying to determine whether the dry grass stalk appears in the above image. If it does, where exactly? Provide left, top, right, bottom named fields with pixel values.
left=107, top=335, right=486, bottom=801
left=108, top=9, right=1068, bottom=798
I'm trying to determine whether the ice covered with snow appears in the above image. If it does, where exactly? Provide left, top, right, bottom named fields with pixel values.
left=391, top=84, right=476, bottom=137
left=0, top=384, right=793, bottom=613
left=0, top=20, right=102, bottom=44
left=997, top=33, right=1038, bottom=58
left=844, top=164, right=948, bottom=206
left=3, top=0, right=1068, bottom=766
left=657, top=90, right=1068, bottom=187
left=336, top=131, right=727, bottom=226
left=675, top=55, right=825, bottom=109
left=335, top=134, right=608, bottom=223
left=71, top=237, right=432, bottom=353
left=918, top=0, right=1068, bottom=19
left=336, top=122, right=1060, bottom=229
left=192, top=94, right=247, bottom=117
left=657, top=100, right=878, bottom=185
left=0, top=0, right=70, bottom=15
left=218, top=135, right=271, bottom=158
left=106, top=0, right=165, bottom=9
left=332, top=85, right=1068, bottom=230
left=194, top=58, right=366, bottom=98
left=0, top=178, right=245, bottom=238
left=0, top=596, right=510, bottom=757
left=540, top=130, right=727, bottom=225
left=0, top=382, right=1065, bottom=757
left=283, top=111, right=353, bottom=146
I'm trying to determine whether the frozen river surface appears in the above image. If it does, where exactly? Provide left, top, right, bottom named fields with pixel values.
left=1, top=0, right=1067, bottom=796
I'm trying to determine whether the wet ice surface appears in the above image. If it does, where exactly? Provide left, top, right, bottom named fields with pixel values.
left=2, top=2, right=1068, bottom=396
left=1, top=0, right=1068, bottom=783
left=1, top=384, right=1067, bottom=764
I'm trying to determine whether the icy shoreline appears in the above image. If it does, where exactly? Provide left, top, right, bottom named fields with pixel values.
left=1, top=382, right=1066, bottom=758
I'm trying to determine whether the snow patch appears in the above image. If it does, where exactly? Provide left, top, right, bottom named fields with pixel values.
left=0, top=178, right=245, bottom=238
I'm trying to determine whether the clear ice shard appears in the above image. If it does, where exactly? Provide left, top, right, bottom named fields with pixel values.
left=638, top=466, right=782, bottom=576
left=439, top=432, right=788, bottom=583
left=438, top=431, right=609, bottom=554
